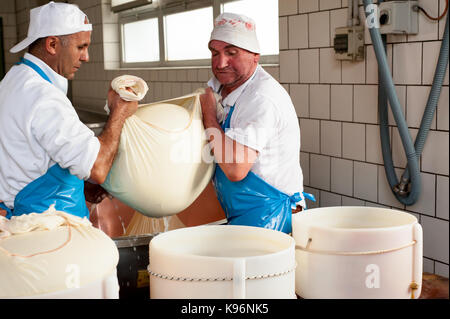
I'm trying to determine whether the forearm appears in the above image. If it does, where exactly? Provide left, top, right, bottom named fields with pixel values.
left=90, top=108, right=129, bottom=184
left=203, top=115, right=256, bottom=182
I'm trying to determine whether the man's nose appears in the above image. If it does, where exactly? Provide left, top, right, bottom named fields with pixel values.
left=216, top=54, right=229, bottom=69
left=81, top=49, right=89, bottom=62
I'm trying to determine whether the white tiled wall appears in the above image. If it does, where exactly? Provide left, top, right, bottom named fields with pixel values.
left=0, top=0, right=19, bottom=73
left=1, top=0, right=447, bottom=278
left=281, top=0, right=449, bottom=277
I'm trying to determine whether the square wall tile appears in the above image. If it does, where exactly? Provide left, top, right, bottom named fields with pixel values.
left=437, top=86, right=449, bottom=130
left=343, top=122, right=365, bottom=161
left=198, top=68, right=210, bottom=82
left=279, top=0, right=298, bottom=15
left=422, top=215, right=449, bottom=263
left=365, top=202, right=389, bottom=209
left=158, top=70, right=168, bottom=81
left=366, top=124, right=384, bottom=165
left=407, top=86, right=437, bottom=129
left=393, top=42, right=422, bottom=85
left=289, top=14, right=308, bottom=49
left=436, top=176, right=449, bottom=220
left=176, top=69, right=187, bottom=82
left=422, top=130, right=449, bottom=175
left=342, top=196, right=365, bottom=206
left=187, top=69, right=198, bottom=82
left=365, top=45, right=378, bottom=84
left=330, top=84, right=352, bottom=121
left=439, top=0, right=447, bottom=40
left=300, top=151, right=310, bottom=186
left=320, top=191, right=342, bottom=207
left=423, top=257, right=435, bottom=274
left=319, top=0, right=340, bottom=10
left=321, top=120, right=342, bottom=157
left=435, top=262, right=449, bottom=279
left=310, top=84, right=330, bottom=119
left=354, top=162, right=378, bottom=202
left=264, top=66, right=280, bottom=82
left=423, top=41, right=449, bottom=86
left=300, top=118, right=320, bottom=153
left=300, top=49, right=319, bottom=83
left=354, top=85, right=378, bottom=124
left=102, top=23, right=119, bottom=43
left=331, top=157, right=353, bottom=196
left=342, top=60, right=365, bottom=84
left=310, top=154, right=331, bottom=191
left=309, top=11, right=330, bottom=48
left=279, top=17, right=288, bottom=50
left=280, top=50, right=299, bottom=83
left=290, top=84, right=309, bottom=117
left=320, top=48, right=341, bottom=83
left=299, top=0, right=319, bottom=13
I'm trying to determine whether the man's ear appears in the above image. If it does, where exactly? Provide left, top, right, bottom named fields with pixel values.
left=45, top=36, right=59, bottom=55
left=254, top=53, right=260, bottom=63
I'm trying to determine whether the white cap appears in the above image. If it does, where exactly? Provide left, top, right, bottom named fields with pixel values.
left=210, top=12, right=260, bottom=54
left=10, top=1, right=92, bottom=53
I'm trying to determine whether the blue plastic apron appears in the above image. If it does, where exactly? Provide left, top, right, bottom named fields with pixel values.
left=213, top=105, right=315, bottom=233
left=0, top=58, right=89, bottom=219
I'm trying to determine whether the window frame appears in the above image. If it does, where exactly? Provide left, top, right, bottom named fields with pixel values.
left=118, top=0, right=279, bottom=68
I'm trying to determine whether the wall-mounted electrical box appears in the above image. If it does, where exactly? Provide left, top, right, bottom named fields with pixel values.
left=378, top=0, right=419, bottom=34
left=334, top=26, right=365, bottom=61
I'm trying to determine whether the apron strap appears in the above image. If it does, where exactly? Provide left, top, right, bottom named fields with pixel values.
left=16, top=57, right=52, bottom=84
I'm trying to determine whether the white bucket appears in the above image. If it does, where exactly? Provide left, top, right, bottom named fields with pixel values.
left=148, top=225, right=296, bottom=299
left=292, top=206, right=423, bottom=299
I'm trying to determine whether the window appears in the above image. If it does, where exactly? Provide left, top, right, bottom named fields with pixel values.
left=123, top=18, right=159, bottom=62
left=119, top=0, right=279, bottom=67
left=164, top=7, right=213, bottom=61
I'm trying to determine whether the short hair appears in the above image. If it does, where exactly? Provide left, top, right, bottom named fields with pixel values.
left=27, top=34, right=71, bottom=53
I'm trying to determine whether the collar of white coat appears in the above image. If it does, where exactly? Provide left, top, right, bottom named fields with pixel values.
left=207, top=64, right=260, bottom=108
left=23, top=52, right=68, bottom=95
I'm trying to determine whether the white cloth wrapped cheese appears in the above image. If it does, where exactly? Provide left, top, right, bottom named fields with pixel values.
left=102, top=93, right=215, bottom=217
left=0, top=205, right=119, bottom=298
left=102, top=76, right=223, bottom=218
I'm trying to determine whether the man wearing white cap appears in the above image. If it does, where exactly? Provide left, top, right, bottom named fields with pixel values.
left=0, top=2, right=137, bottom=219
left=200, top=12, right=314, bottom=233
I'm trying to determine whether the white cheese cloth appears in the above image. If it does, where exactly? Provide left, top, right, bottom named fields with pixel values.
left=104, top=75, right=149, bottom=114
left=102, top=76, right=222, bottom=218
left=0, top=205, right=119, bottom=298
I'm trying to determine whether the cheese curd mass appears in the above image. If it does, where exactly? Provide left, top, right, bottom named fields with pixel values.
left=0, top=205, right=119, bottom=298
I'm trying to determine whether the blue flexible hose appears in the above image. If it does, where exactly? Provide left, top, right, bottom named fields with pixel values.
left=363, top=0, right=449, bottom=205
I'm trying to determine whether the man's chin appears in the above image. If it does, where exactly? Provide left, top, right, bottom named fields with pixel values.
left=215, top=75, right=237, bottom=86
left=65, top=73, right=75, bottom=80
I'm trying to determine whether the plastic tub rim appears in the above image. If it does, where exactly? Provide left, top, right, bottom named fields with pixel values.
left=149, top=225, right=295, bottom=262
left=292, top=206, right=418, bottom=233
